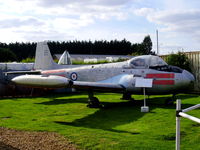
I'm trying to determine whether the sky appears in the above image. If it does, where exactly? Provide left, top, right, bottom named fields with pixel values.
left=0, top=0, right=200, bottom=54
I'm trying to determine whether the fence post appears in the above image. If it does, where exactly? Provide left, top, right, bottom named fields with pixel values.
left=176, top=99, right=181, bottom=150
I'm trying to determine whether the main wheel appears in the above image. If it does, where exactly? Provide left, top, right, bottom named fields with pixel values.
left=87, top=97, right=102, bottom=108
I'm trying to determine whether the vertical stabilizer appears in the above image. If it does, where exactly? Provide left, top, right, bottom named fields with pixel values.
left=34, top=42, right=57, bottom=70
left=58, top=50, right=72, bottom=65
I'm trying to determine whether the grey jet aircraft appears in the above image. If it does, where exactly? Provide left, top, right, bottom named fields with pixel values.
left=11, top=42, right=195, bottom=107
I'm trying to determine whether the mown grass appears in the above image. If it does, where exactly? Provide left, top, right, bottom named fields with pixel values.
left=0, top=93, right=199, bottom=150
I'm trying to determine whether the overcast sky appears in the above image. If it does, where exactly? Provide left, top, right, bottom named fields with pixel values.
left=0, top=0, right=200, bottom=54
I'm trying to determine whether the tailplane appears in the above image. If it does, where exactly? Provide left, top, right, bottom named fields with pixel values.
left=34, top=42, right=58, bottom=70
left=58, top=50, right=72, bottom=65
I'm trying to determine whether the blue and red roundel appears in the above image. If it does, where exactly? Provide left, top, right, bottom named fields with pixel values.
left=70, top=72, right=78, bottom=81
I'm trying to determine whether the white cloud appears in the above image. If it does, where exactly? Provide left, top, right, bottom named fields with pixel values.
left=9, top=0, right=132, bottom=20
left=0, top=0, right=132, bottom=31
left=37, top=0, right=133, bottom=7
left=52, top=17, right=94, bottom=30
left=0, top=0, right=135, bottom=43
left=135, top=8, right=200, bottom=34
left=134, top=8, right=200, bottom=51
left=0, top=17, right=44, bottom=28
left=0, top=0, right=199, bottom=54
left=149, top=10, right=200, bottom=41
left=134, top=7, right=155, bottom=16
left=149, top=10, right=200, bottom=25
left=20, top=30, right=75, bottom=42
left=0, top=29, right=24, bottom=43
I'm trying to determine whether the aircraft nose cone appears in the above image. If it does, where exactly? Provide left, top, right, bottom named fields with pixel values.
left=182, top=70, right=195, bottom=87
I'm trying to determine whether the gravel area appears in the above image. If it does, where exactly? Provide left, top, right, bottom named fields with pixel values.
left=0, top=127, right=78, bottom=150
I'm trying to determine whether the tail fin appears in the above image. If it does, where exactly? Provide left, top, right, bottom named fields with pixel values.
left=58, top=50, right=72, bottom=65
left=34, top=42, right=58, bottom=70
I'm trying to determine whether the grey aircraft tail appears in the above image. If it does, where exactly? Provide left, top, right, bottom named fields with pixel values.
left=34, top=42, right=59, bottom=70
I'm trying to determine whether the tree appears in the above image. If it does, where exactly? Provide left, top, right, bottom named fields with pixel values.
left=0, top=48, right=17, bottom=62
left=166, top=52, right=191, bottom=71
left=141, top=35, right=152, bottom=54
left=0, top=37, right=153, bottom=60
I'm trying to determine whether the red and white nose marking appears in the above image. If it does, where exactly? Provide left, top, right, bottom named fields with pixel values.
left=145, top=73, right=175, bottom=85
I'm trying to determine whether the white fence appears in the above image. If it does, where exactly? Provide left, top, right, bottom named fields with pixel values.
left=176, top=99, right=200, bottom=150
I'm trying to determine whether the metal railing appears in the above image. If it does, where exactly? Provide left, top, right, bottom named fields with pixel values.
left=176, top=99, right=200, bottom=150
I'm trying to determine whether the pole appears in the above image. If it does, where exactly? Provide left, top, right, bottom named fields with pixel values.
left=176, top=99, right=181, bottom=150
left=141, top=87, right=149, bottom=112
left=143, top=87, right=146, bottom=107
left=156, top=30, right=159, bottom=55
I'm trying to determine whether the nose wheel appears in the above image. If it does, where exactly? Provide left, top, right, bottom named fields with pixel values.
left=121, top=93, right=134, bottom=101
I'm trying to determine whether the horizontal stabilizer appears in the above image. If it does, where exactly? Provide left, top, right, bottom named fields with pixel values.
left=58, top=50, right=72, bottom=65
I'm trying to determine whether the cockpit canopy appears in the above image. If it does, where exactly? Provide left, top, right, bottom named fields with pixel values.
left=128, top=55, right=168, bottom=69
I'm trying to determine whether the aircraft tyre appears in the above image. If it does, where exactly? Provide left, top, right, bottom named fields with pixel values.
left=120, top=93, right=134, bottom=101
left=87, top=97, right=102, bottom=108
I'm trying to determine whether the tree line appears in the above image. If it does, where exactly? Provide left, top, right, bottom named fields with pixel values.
left=0, top=35, right=153, bottom=62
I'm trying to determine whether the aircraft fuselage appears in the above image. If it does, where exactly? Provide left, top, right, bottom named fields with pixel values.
left=41, top=61, right=194, bottom=95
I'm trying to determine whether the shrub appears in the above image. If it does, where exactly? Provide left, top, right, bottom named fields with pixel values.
left=166, top=52, right=191, bottom=71
left=21, top=57, right=35, bottom=63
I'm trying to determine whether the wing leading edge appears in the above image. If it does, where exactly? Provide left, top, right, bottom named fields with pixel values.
left=72, top=81, right=125, bottom=92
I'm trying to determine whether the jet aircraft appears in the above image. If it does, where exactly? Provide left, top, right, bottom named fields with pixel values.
left=11, top=42, right=195, bottom=107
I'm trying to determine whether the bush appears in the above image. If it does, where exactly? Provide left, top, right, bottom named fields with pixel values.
left=166, top=52, right=191, bottom=71
left=21, top=57, right=35, bottom=63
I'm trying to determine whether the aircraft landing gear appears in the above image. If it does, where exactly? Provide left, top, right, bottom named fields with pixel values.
left=87, top=90, right=102, bottom=108
left=121, top=93, right=134, bottom=101
left=165, top=94, right=176, bottom=105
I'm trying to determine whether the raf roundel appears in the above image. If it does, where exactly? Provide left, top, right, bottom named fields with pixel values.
left=70, top=72, right=78, bottom=81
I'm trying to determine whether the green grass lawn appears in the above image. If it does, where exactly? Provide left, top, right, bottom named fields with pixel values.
left=0, top=93, right=199, bottom=150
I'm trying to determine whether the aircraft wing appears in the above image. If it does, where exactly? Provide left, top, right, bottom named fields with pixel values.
left=72, top=81, right=125, bottom=92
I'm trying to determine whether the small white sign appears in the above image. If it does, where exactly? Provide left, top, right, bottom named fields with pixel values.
left=141, top=106, right=149, bottom=112
left=135, top=78, right=153, bottom=88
